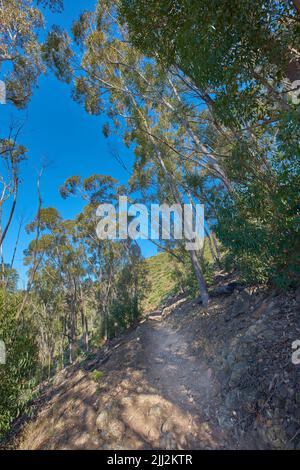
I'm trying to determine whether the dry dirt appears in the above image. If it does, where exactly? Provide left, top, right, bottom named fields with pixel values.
left=17, top=306, right=235, bottom=450
left=8, top=278, right=300, bottom=450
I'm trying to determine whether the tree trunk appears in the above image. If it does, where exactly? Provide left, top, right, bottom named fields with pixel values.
left=104, top=307, right=109, bottom=342
left=292, top=0, right=300, bottom=14
left=125, top=81, right=210, bottom=306
left=189, top=250, right=209, bottom=307
left=205, top=227, right=220, bottom=266
left=85, top=316, right=89, bottom=352
left=80, top=294, right=89, bottom=352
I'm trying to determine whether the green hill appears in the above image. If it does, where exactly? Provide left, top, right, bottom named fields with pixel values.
left=142, top=252, right=178, bottom=312
left=142, top=240, right=216, bottom=312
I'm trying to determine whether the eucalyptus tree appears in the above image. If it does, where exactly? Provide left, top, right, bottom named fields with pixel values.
left=60, top=174, right=145, bottom=340
left=0, top=132, right=27, bottom=280
left=24, top=207, right=86, bottom=363
left=121, top=0, right=300, bottom=287
left=0, top=0, right=64, bottom=107
left=23, top=171, right=146, bottom=370
left=0, top=0, right=64, bottom=280
left=121, top=0, right=300, bottom=115
left=43, top=0, right=235, bottom=305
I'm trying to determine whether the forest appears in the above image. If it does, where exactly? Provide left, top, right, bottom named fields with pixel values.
left=0, top=0, right=299, bottom=450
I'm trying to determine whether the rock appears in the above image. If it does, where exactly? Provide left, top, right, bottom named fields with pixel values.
left=96, top=410, right=109, bottom=430
left=73, top=433, right=92, bottom=447
left=212, top=285, right=235, bottom=297
left=107, top=419, right=125, bottom=440
left=295, top=391, right=300, bottom=404
left=146, top=426, right=160, bottom=442
left=224, top=290, right=253, bottom=321
left=295, top=287, right=300, bottom=305
left=149, top=404, right=164, bottom=418
left=162, top=419, right=174, bottom=433
left=285, top=422, right=299, bottom=439
left=277, top=384, right=288, bottom=400
left=212, top=282, right=246, bottom=297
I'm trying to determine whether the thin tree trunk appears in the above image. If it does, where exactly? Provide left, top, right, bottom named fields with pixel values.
left=205, top=227, right=220, bottom=266
left=85, top=316, right=89, bottom=352
left=211, top=231, right=221, bottom=262
left=80, top=294, right=89, bottom=352
left=10, top=216, right=23, bottom=269
left=0, top=178, right=18, bottom=249
left=292, top=0, right=300, bottom=14
left=132, top=97, right=210, bottom=306
left=189, top=250, right=209, bottom=307
left=17, top=169, right=44, bottom=318
left=61, top=332, right=64, bottom=369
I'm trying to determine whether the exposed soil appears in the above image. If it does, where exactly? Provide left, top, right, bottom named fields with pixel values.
left=15, top=309, right=234, bottom=450
left=7, top=278, right=300, bottom=450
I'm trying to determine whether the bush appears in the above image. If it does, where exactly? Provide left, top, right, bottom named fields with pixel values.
left=90, top=370, right=103, bottom=382
left=0, top=290, right=38, bottom=440
left=215, top=114, right=300, bottom=289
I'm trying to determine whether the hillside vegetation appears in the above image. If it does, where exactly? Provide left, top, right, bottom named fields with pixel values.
left=143, top=240, right=215, bottom=312
left=6, top=277, right=300, bottom=450
left=0, top=0, right=299, bottom=448
left=142, top=253, right=178, bottom=312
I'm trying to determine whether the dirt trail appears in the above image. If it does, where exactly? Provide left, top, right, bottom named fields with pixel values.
left=18, top=309, right=234, bottom=450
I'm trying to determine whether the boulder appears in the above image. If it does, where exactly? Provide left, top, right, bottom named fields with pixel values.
left=226, top=289, right=252, bottom=320
left=211, top=284, right=235, bottom=297
left=295, top=287, right=300, bottom=305
left=108, top=419, right=125, bottom=440
left=149, top=404, right=165, bottom=418
left=211, top=282, right=246, bottom=297
left=96, top=410, right=109, bottom=431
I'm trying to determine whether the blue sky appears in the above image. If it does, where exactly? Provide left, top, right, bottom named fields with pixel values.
left=0, top=0, right=157, bottom=287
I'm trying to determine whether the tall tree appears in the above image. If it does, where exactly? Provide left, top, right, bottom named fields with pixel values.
left=0, top=0, right=64, bottom=107
left=43, top=1, right=223, bottom=305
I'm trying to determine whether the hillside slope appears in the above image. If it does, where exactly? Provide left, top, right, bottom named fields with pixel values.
left=142, top=241, right=215, bottom=312
left=142, top=253, right=178, bottom=312
left=7, top=275, right=300, bottom=450
left=15, top=313, right=230, bottom=450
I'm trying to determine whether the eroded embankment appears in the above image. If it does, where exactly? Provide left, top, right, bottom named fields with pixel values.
left=6, top=276, right=300, bottom=450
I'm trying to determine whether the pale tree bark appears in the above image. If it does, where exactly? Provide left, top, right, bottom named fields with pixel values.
left=80, top=288, right=89, bottom=352
left=81, top=35, right=211, bottom=306
left=0, top=177, right=18, bottom=249
left=205, top=227, right=221, bottom=266
left=125, top=87, right=209, bottom=306
left=17, top=168, right=44, bottom=318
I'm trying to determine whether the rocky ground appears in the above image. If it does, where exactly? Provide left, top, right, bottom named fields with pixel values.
left=5, top=275, right=300, bottom=450
left=166, top=278, right=300, bottom=449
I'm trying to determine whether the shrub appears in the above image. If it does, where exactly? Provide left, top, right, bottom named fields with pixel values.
left=90, top=370, right=103, bottom=382
left=0, top=290, right=38, bottom=440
